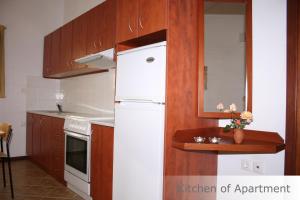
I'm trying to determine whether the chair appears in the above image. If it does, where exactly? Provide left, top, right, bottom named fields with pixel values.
left=0, top=123, right=14, bottom=199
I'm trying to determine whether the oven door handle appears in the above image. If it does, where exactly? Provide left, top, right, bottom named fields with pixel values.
left=65, top=131, right=89, bottom=141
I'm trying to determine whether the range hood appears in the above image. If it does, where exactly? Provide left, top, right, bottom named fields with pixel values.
left=74, top=48, right=116, bottom=69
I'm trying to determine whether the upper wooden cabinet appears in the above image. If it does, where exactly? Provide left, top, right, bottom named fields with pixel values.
left=43, top=34, right=52, bottom=77
left=60, top=22, right=73, bottom=72
left=116, top=0, right=167, bottom=43
left=43, top=0, right=116, bottom=78
left=138, top=0, right=167, bottom=37
left=87, top=0, right=116, bottom=55
left=43, top=28, right=61, bottom=78
left=102, top=0, right=116, bottom=51
left=50, top=29, right=61, bottom=74
left=72, top=13, right=88, bottom=69
left=87, top=5, right=104, bottom=55
left=116, top=0, right=139, bottom=42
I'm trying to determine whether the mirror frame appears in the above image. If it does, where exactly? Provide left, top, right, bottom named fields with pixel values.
left=198, top=0, right=252, bottom=119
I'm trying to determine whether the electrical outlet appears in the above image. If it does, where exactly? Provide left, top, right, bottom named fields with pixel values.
left=241, top=159, right=252, bottom=171
left=253, top=161, right=265, bottom=174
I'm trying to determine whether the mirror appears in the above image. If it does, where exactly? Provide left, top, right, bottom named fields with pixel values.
left=198, top=0, right=252, bottom=118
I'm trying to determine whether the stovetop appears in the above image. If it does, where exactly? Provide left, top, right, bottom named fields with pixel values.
left=64, top=114, right=114, bottom=136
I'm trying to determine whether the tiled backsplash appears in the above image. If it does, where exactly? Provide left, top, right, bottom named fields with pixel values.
left=26, top=76, right=60, bottom=111
left=60, top=69, right=115, bottom=115
left=26, top=70, right=115, bottom=115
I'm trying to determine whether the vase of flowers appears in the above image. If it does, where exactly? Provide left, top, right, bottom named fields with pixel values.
left=224, top=110, right=253, bottom=144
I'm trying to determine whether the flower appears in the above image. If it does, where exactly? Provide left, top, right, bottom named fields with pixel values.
left=229, top=103, right=237, bottom=112
left=240, top=111, right=253, bottom=121
left=224, top=111, right=253, bottom=131
left=216, top=103, right=224, bottom=111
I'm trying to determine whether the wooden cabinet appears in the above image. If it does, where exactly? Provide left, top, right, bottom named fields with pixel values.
left=138, top=0, right=167, bottom=37
left=116, top=0, right=167, bottom=43
left=52, top=117, right=65, bottom=183
left=116, top=0, right=139, bottom=42
left=43, top=34, right=52, bottom=77
left=91, top=124, right=114, bottom=200
left=27, top=113, right=65, bottom=184
left=87, top=0, right=116, bottom=54
left=72, top=13, right=88, bottom=69
left=60, top=22, right=73, bottom=72
left=50, top=29, right=61, bottom=74
left=27, top=114, right=115, bottom=193
left=40, top=116, right=53, bottom=171
left=26, top=113, right=33, bottom=157
left=87, top=5, right=104, bottom=55
left=32, top=114, right=41, bottom=165
left=102, top=0, right=116, bottom=51
left=43, top=0, right=116, bottom=78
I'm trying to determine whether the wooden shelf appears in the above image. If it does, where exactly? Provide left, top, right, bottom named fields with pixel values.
left=173, top=127, right=285, bottom=154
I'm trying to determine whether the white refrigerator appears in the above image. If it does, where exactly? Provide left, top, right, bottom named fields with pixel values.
left=113, top=41, right=167, bottom=200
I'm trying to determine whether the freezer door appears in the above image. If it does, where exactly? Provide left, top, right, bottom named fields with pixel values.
left=113, top=102, right=165, bottom=200
left=115, top=44, right=166, bottom=103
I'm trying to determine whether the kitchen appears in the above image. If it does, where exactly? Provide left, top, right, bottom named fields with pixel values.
left=0, top=0, right=292, bottom=200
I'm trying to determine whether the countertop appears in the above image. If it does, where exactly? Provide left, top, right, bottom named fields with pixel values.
left=27, top=110, right=114, bottom=127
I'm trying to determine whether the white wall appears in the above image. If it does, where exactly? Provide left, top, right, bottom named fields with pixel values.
left=63, top=0, right=105, bottom=23
left=0, top=0, right=64, bottom=157
left=218, top=0, right=287, bottom=175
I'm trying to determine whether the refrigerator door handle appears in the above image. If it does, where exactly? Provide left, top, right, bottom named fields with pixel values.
left=117, top=99, right=164, bottom=104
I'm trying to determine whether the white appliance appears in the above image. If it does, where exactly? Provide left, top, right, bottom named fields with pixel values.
left=114, top=41, right=167, bottom=200
left=64, top=115, right=113, bottom=200
left=74, top=48, right=116, bottom=69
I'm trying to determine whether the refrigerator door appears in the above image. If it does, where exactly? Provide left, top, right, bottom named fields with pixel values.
left=113, top=102, right=165, bottom=200
left=115, top=43, right=166, bottom=103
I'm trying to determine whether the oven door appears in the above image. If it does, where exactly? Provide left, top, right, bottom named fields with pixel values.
left=65, top=131, right=91, bottom=182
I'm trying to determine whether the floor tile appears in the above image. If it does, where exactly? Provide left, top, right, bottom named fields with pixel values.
left=0, top=160, right=84, bottom=200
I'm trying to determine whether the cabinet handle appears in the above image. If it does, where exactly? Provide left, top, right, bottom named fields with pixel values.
left=99, top=40, right=102, bottom=47
left=128, top=21, right=133, bottom=33
left=139, top=17, right=143, bottom=29
left=93, top=41, right=97, bottom=48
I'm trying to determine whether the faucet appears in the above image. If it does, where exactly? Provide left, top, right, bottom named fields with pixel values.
left=57, top=104, right=63, bottom=113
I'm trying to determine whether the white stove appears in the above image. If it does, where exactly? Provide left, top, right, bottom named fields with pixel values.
left=63, top=114, right=113, bottom=200
left=64, top=115, right=113, bottom=135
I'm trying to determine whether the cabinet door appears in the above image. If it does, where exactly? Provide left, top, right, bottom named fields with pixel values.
left=91, top=125, right=114, bottom=200
left=87, top=5, right=104, bottom=54
left=60, top=22, right=73, bottom=72
left=102, top=0, right=116, bottom=50
left=50, top=29, right=61, bottom=74
left=52, top=117, right=65, bottom=184
left=138, top=0, right=167, bottom=37
left=32, top=115, right=41, bottom=165
left=40, top=116, right=53, bottom=171
left=43, top=34, right=52, bottom=77
left=116, top=0, right=139, bottom=43
left=26, top=113, right=33, bottom=157
left=72, top=13, right=88, bottom=69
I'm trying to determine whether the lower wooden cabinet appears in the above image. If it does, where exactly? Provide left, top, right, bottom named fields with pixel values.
left=26, top=113, right=65, bottom=185
left=52, top=117, right=65, bottom=184
left=27, top=113, right=114, bottom=196
left=91, top=124, right=114, bottom=200
left=26, top=113, right=33, bottom=157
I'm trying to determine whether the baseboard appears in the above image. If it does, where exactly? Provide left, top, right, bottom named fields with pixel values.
left=11, top=156, right=29, bottom=161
